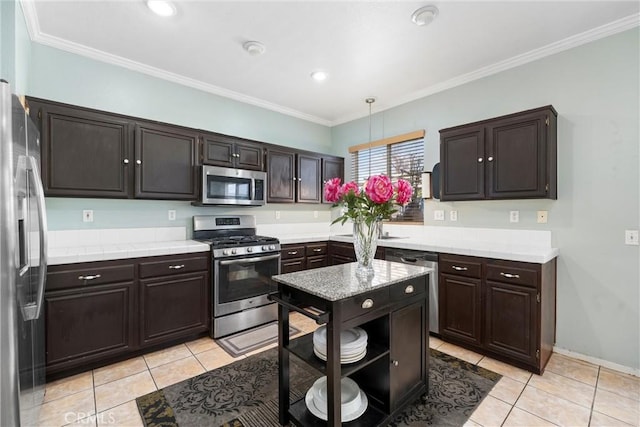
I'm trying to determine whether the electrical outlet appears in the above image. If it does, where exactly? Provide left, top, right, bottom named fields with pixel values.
left=168, top=210, right=176, bottom=221
left=313, top=211, right=318, bottom=218
left=82, top=210, right=94, bottom=223
left=509, top=210, right=519, bottom=223
left=275, top=211, right=281, bottom=220
left=537, top=210, right=548, bottom=223
left=625, top=230, right=639, bottom=245
left=450, top=210, right=458, bottom=221
left=434, top=210, right=445, bottom=221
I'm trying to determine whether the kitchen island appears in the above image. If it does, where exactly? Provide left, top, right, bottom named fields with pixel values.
left=271, top=259, right=432, bottom=426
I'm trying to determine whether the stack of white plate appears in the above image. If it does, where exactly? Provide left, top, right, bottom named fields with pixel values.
left=312, top=326, right=368, bottom=364
left=305, top=376, right=368, bottom=422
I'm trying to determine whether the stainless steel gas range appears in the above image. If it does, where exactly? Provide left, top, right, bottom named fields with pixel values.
left=193, top=215, right=280, bottom=338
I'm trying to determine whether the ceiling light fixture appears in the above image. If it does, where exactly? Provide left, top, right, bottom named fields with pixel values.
left=146, top=0, right=176, bottom=17
left=411, top=5, right=439, bottom=26
left=310, top=71, right=328, bottom=82
left=243, top=41, right=266, bottom=56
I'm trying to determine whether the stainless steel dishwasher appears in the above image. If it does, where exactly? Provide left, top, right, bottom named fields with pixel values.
left=385, top=248, right=439, bottom=334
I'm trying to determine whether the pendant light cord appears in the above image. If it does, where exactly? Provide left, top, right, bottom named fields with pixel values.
left=365, top=97, right=375, bottom=178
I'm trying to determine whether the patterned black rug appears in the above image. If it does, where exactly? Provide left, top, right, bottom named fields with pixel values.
left=136, top=346, right=500, bottom=427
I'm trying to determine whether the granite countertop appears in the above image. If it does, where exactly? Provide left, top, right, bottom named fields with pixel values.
left=279, top=233, right=558, bottom=264
left=272, top=259, right=432, bottom=301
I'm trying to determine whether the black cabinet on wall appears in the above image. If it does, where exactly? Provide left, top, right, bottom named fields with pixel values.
left=266, top=149, right=322, bottom=203
left=202, top=132, right=263, bottom=171
left=321, top=156, right=345, bottom=203
left=440, top=106, right=557, bottom=201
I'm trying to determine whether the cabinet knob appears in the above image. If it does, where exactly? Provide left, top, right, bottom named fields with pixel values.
left=392, top=360, right=399, bottom=367
left=136, top=160, right=142, bottom=165
left=78, top=274, right=101, bottom=281
left=404, top=285, right=414, bottom=294
left=452, top=265, right=468, bottom=271
left=477, top=158, right=483, bottom=163
left=292, top=177, right=297, bottom=181
left=361, top=299, right=374, bottom=309
left=123, top=159, right=129, bottom=164
left=500, top=272, right=520, bottom=279
left=487, top=156, right=494, bottom=161
left=298, top=178, right=302, bottom=182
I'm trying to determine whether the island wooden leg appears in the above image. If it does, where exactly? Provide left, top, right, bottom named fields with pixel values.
left=326, top=305, right=342, bottom=427
left=278, top=302, right=290, bottom=425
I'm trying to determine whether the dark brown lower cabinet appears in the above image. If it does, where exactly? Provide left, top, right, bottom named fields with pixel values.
left=438, top=253, right=556, bottom=374
left=45, top=252, right=210, bottom=379
left=45, top=281, right=136, bottom=376
left=328, top=241, right=385, bottom=265
left=140, top=272, right=209, bottom=346
left=280, top=242, right=328, bottom=273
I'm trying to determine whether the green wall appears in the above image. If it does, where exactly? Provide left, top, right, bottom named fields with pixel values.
left=333, top=28, right=640, bottom=370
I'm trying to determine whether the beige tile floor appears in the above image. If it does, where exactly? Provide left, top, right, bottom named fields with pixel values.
left=40, top=314, right=639, bottom=427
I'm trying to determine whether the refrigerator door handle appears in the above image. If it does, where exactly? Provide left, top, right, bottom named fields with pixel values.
left=26, top=155, right=48, bottom=321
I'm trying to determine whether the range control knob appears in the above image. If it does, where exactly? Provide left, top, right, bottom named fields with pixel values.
left=223, top=249, right=230, bottom=256
left=231, top=249, right=237, bottom=255
left=247, top=247, right=253, bottom=253
left=262, top=246, right=268, bottom=251
left=269, top=245, right=276, bottom=250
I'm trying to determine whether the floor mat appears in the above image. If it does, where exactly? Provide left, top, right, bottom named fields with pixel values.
left=216, top=322, right=301, bottom=358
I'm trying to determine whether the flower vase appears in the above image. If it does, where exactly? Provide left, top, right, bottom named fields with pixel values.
left=352, top=218, right=381, bottom=277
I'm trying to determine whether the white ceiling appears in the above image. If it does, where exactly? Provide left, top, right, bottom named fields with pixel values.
left=22, top=1, right=640, bottom=126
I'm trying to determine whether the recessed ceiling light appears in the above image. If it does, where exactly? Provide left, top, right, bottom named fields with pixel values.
left=310, top=71, right=329, bottom=82
left=243, top=41, right=266, bottom=56
left=411, top=5, right=439, bottom=26
left=147, top=0, right=176, bottom=17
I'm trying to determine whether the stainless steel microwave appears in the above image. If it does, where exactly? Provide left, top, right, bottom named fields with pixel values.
left=200, top=165, right=266, bottom=206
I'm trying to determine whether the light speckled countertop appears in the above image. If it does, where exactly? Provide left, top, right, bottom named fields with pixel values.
left=272, top=259, right=432, bottom=301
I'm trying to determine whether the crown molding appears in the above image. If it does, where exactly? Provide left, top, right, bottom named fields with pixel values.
left=19, top=1, right=639, bottom=128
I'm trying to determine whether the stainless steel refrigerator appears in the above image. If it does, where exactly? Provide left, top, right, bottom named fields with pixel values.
left=0, top=80, right=48, bottom=426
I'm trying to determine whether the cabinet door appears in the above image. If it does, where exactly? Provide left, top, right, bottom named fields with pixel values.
left=440, top=126, right=485, bottom=201
left=439, top=274, right=482, bottom=346
left=485, top=281, right=537, bottom=365
left=45, top=282, right=135, bottom=372
left=140, top=272, right=209, bottom=346
left=281, top=259, right=306, bottom=274
left=321, top=157, right=344, bottom=203
left=266, top=149, right=296, bottom=203
left=306, top=255, right=328, bottom=270
left=235, top=141, right=263, bottom=171
left=135, top=123, right=198, bottom=200
left=390, top=300, right=427, bottom=410
left=32, top=100, right=133, bottom=198
left=297, top=154, right=321, bottom=203
left=202, top=135, right=234, bottom=168
left=485, top=111, right=549, bottom=199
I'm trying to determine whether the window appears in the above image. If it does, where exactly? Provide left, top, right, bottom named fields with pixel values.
left=349, top=130, right=425, bottom=222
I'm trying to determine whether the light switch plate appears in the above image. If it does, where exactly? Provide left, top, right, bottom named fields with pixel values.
left=510, top=211, right=519, bottom=223
left=625, top=230, right=639, bottom=245
left=82, top=210, right=93, bottom=223
left=434, top=210, right=445, bottom=221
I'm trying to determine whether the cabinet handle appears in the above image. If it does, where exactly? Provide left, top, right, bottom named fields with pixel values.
left=404, top=285, right=414, bottom=294
left=169, top=264, right=185, bottom=270
left=500, top=272, right=520, bottom=279
left=392, top=360, right=399, bottom=366
left=477, top=158, right=483, bottom=163
left=313, top=248, right=322, bottom=252
left=361, top=299, right=374, bottom=309
left=452, top=265, right=468, bottom=271
left=123, top=159, right=129, bottom=164
left=136, top=160, right=142, bottom=165
left=78, top=274, right=101, bottom=281
left=287, top=251, right=298, bottom=255
left=488, top=156, right=494, bottom=161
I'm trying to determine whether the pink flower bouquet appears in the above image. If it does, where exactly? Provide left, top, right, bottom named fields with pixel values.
left=324, top=174, right=413, bottom=226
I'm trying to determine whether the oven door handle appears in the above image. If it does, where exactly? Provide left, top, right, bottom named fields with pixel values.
left=218, top=253, right=281, bottom=265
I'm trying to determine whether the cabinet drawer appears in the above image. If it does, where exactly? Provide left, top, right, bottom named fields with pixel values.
left=340, top=287, right=389, bottom=321
left=306, top=243, right=327, bottom=256
left=281, top=245, right=306, bottom=260
left=47, top=263, right=135, bottom=291
left=390, top=277, right=426, bottom=302
left=281, top=259, right=306, bottom=274
left=139, top=255, right=208, bottom=279
left=486, top=261, right=539, bottom=288
left=439, top=254, right=482, bottom=278
left=330, top=242, right=355, bottom=258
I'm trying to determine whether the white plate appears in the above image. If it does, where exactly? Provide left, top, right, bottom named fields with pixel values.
left=305, top=386, right=369, bottom=422
left=311, top=376, right=361, bottom=415
left=313, top=347, right=367, bottom=364
left=313, top=326, right=368, bottom=351
left=314, top=341, right=367, bottom=358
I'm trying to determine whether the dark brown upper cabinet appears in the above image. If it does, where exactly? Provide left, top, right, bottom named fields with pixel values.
left=440, top=106, right=557, bottom=201
left=134, top=122, right=199, bottom=200
left=201, top=132, right=263, bottom=171
left=28, top=99, right=133, bottom=198
left=321, top=156, right=345, bottom=203
left=266, top=148, right=321, bottom=203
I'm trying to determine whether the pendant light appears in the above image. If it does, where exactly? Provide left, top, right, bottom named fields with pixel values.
left=365, top=97, right=375, bottom=178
